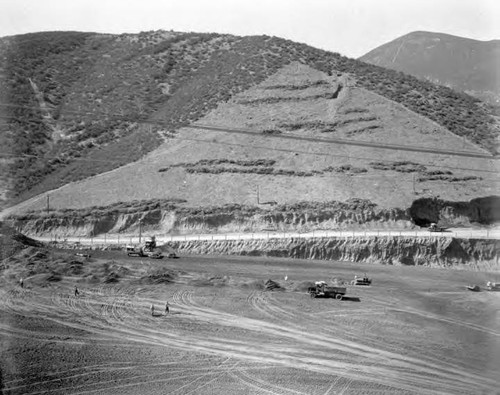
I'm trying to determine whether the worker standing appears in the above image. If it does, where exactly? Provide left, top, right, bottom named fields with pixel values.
left=19, top=278, right=24, bottom=288
left=74, top=286, right=80, bottom=297
left=165, top=302, right=170, bottom=315
left=151, top=304, right=155, bottom=316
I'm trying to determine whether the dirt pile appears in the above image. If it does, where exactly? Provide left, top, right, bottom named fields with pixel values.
left=168, top=236, right=499, bottom=270
left=139, top=269, right=179, bottom=285
left=264, top=279, right=283, bottom=291
left=0, top=221, right=44, bottom=260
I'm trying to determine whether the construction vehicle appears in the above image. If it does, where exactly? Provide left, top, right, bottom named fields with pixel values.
left=351, top=274, right=372, bottom=286
left=466, top=284, right=480, bottom=292
left=126, top=236, right=163, bottom=259
left=428, top=223, right=445, bottom=232
left=486, top=281, right=500, bottom=291
left=308, top=281, right=346, bottom=299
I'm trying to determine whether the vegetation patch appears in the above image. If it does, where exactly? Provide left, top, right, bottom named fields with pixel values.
left=237, top=91, right=340, bottom=105
left=344, top=124, right=381, bottom=136
left=370, top=161, right=426, bottom=173
left=323, top=165, right=368, bottom=174
left=261, top=80, right=329, bottom=90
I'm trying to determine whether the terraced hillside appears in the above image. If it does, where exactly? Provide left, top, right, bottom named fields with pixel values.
left=6, top=63, right=499, bottom=233
left=1, top=30, right=499, bottom=209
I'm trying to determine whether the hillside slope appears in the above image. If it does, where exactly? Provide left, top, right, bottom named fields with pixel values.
left=1, top=30, right=499, bottom=210
left=5, top=63, right=498, bottom=231
left=359, top=31, right=500, bottom=104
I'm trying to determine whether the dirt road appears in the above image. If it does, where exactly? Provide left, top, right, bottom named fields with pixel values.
left=1, top=253, right=499, bottom=394
left=31, top=227, right=500, bottom=247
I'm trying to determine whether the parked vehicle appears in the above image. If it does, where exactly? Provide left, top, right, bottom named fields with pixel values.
left=126, top=236, right=163, bottom=259
left=428, top=223, right=445, bottom=232
left=486, top=281, right=500, bottom=291
left=308, top=281, right=346, bottom=299
left=351, top=274, right=372, bottom=286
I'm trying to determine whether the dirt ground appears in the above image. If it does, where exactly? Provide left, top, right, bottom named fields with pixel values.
left=1, top=250, right=499, bottom=394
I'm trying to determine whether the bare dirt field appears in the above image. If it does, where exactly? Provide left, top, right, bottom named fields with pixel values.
left=1, top=251, right=499, bottom=394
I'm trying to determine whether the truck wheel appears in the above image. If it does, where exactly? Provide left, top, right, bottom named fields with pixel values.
left=336, top=294, right=343, bottom=300
left=309, top=293, right=315, bottom=298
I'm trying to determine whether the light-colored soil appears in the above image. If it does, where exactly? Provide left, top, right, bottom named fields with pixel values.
left=1, top=252, right=499, bottom=394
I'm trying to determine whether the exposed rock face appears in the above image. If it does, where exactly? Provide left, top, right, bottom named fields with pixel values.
left=168, top=237, right=499, bottom=270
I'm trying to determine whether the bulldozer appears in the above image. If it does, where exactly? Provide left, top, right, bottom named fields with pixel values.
left=126, top=236, right=163, bottom=259
left=351, top=274, right=372, bottom=286
left=308, top=281, right=346, bottom=299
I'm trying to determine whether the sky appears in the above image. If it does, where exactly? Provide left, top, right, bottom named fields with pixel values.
left=1, top=0, right=499, bottom=58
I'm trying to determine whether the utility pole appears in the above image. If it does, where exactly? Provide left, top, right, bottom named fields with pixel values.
left=412, top=173, right=416, bottom=194
left=256, top=185, right=260, bottom=204
left=139, top=219, right=142, bottom=244
left=46, top=195, right=50, bottom=215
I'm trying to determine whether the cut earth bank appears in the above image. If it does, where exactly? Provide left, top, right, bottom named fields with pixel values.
left=8, top=197, right=500, bottom=271
left=9, top=196, right=500, bottom=237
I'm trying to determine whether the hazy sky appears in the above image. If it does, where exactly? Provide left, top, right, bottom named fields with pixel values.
left=1, top=0, right=499, bottom=57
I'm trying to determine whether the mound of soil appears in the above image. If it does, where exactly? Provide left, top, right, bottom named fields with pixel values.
left=104, top=272, right=120, bottom=283
left=139, top=269, right=179, bottom=285
left=0, top=222, right=44, bottom=260
left=265, top=279, right=283, bottom=291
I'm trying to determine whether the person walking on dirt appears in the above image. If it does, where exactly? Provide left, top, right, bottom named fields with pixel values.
left=151, top=304, right=155, bottom=316
left=74, top=286, right=79, bottom=297
left=165, top=302, right=170, bottom=315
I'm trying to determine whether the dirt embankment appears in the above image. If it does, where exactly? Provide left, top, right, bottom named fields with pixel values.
left=168, top=237, right=499, bottom=270
left=11, top=199, right=412, bottom=237
left=8, top=196, right=500, bottom=238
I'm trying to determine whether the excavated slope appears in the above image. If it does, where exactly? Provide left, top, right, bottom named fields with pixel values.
left=167, top=237, right=499, bottom=270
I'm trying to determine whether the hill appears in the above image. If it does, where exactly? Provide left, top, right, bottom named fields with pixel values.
left=4, top=62, right=499, bottom=234
left=0, top=30, right=499, bottom=211
left=359, top=31, right=500, bottom=104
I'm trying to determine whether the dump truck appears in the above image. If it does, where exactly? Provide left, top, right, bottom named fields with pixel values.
left=308, top=281, right=346, bottom=299
left=351, top=274, right=372, bottom=286
left=126, top=236, right=163, bottom=259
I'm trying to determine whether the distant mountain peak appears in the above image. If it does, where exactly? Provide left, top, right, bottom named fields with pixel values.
left=360, top=31, right=500, bottom=104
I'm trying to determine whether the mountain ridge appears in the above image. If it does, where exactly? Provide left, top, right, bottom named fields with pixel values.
left=359, top=30, right=500, bottom=104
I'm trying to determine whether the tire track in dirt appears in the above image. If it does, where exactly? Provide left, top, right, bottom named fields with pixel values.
left=244, top=289, right=490, bottom=392
left=230, top=368, right=308, bottom=395
left=66, top=360, right=241, bottom=395
left=172, top=289, right=492, bottom=394
left=268, top=289, right=499, bottom=386
left=2, top=285, right=496, bottom=394
left=368, top=295, right=500, bottom=337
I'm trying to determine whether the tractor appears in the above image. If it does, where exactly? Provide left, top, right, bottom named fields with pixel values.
left=351, top=274, right=372, bottom=286
left=308, top=281, right=346, bottom=299
left=126, top=236, right=163, bottom=259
